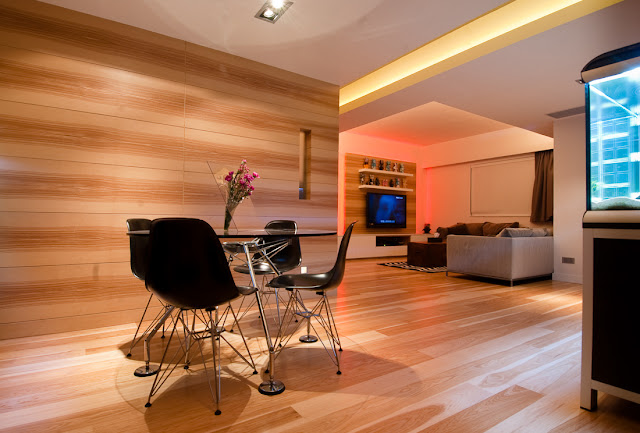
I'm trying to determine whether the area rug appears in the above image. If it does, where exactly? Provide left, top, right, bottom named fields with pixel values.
left=378, top=261, right=447, bottom=273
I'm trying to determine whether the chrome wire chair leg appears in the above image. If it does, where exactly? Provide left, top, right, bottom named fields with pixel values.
left=127, top=293, right=154, bottom=357
left=208, top=310, right=222, bottom=415
left=309, top=292, right=342, bottom=374
left=254, top=289, right=285, bottom=395
left=183, top=310, right=197, bottom=369
left=134, top=305, right=175, bottom=377
left=145, top=311, right=183, bottom=408
left=297, top=291, right=318, bottom=343
left=215, top=304, right=257, bottom=373
left=146, top=310, right=214, bottom=410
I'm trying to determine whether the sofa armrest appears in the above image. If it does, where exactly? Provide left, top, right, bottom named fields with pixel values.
left=447, top=235, right=514, bottom=280
left=510, top=237, right=554, bottom=280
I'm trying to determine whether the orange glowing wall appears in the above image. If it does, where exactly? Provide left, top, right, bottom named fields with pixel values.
left=339, top=132, right=425, bottom=234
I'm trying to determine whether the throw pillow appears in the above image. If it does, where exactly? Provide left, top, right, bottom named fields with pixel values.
left=483, top=221, right=519, bottom=237
left=436, top=226, right=449, bottom=238
left=497, top=227, right=550, bottom=237
left=465, top=222, right=486, bottom=236
left=447, top=223, right=469, bottom=235
left=530, top=228, right=549, bottom=237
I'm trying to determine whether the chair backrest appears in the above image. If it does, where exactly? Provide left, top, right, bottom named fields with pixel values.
left=262, top=220, right=302, bottom=273
left=127, top=218, right=151, bottom=280
left=323, top=221, right=357, bottom=291
left=145, top=218, right=240, bottom=310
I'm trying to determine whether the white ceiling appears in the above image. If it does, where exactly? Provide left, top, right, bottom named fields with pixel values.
left=39, top=0, right=640, bottom=145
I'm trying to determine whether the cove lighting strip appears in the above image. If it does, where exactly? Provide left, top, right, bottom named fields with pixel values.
left=339, top=0, right=623, bottom=114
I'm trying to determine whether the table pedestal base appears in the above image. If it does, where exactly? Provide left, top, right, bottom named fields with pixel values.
left=299, top=334, right=318, bottom=343
left=134, top=364, right=159, bottom=377
left=259, top=379, right=285, bottom=395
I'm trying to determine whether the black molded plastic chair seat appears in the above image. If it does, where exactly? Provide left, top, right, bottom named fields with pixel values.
left=267, top=221, right=353, bottom=294
left=223, top=240, right=261, bottom=255
left=233, top=262, right=274, bottom=275
left=267, top=272, right=333, bottom=290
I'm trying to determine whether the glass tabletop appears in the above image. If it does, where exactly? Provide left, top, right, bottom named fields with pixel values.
left=127, top=228, right=337, bottom=238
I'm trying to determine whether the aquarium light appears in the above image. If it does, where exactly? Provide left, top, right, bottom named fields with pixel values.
left=591, top=65, right=640, bottom=85
left=591, top=86, right=639, bottom=119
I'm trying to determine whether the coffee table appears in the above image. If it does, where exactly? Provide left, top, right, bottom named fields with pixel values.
left=407, top=241, right=447, bottom=268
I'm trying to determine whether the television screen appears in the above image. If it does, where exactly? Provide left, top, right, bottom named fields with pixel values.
left=366, top=193, right=406, bottom=228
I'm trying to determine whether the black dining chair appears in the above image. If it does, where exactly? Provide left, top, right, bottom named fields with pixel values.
left=143, top=218, right=258, bottom=415
left=230, top=220, right=302, bottom=326
left=232, top=220, right=302, bottom=275
left=267, top=221, right=356, bottom=375
left=125, top=219, right=176, bottom=378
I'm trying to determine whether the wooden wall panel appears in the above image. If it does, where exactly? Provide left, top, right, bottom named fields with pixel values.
left=310, top=146, right=341, bottom=185
left=0, top=0, right=186, bottom=82
left=185, top=84, right=338, bottom=145
left=186, top=42, right=338, bottom=118
left=0, top=213, right=129, bottom=267
left=183, top=128, right=298, bottom=180
left=345, top=153, right=417, bottom=235
left=0, top=157, right=185, bottom=214
left=0, top=45, right=186, bottom=126
left=0, top=0, right=338, bottom=339
left=0, top=101, right=185, bottom=170
left=0, top=262, right=155, bottom=322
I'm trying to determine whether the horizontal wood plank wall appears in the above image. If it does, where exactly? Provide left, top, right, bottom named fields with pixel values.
left=345, top=153, right=416, bottom=235
left=0, top=0, right=339, bottom=339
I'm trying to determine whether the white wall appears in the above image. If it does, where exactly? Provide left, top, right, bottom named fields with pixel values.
left=425, top=155, right=540, bottom=230
left=420, top=127, right=553, bottom=230
left=421, top=127, right=553, bottom=167
left=553, top=114, right=586, bottom=283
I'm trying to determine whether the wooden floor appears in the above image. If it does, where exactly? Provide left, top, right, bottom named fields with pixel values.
left=1, top=258, right=639, bottom=432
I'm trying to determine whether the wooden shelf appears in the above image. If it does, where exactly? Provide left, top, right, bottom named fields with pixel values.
left=358, top=185, right=413, bottom=192
left=358, top=168, right=413, bottom=177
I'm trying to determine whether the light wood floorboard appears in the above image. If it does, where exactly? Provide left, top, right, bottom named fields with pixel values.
left=0, top=258, right=638, bottom=432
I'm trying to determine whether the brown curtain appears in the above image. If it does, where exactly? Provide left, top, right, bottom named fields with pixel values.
left=531, top=150, right=553, bottom=223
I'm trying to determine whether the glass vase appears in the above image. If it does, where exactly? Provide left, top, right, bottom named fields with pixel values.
left=223, top=199, right=241, bottom=232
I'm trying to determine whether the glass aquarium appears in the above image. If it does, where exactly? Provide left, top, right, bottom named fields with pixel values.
left=586, top=61, right=640, bottom=211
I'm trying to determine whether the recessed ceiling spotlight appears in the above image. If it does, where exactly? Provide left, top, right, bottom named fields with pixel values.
left=255, top=0, right=293, bottom=24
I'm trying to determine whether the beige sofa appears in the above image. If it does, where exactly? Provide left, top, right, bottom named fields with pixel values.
left=446, top=233, right=554, bottom=285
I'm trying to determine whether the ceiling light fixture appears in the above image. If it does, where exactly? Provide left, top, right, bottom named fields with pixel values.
left=255, top=1, right=293, bottom=24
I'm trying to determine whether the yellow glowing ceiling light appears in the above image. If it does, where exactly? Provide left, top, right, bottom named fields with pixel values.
left=339, top=0, right=623, bottom=113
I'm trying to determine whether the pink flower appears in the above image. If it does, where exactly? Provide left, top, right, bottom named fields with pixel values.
left=253, top=172, right=259, bottom=178
left=224, top=174, right=233, bottom=182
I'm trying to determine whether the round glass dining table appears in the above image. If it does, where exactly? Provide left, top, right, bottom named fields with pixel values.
left=127, top=226, right=337, bottom=395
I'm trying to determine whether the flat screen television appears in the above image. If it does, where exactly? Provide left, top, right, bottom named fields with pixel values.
left=366, top=192, right=406, bottom=228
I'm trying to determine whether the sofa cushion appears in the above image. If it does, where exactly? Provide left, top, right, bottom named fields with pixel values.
left=465, top=222, right=486, bottom=236
left=482, top=221, right=519, bottom=237
left=498, top=227, right=549, bottom=237
left=447, top=223, right=469, bottom=236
